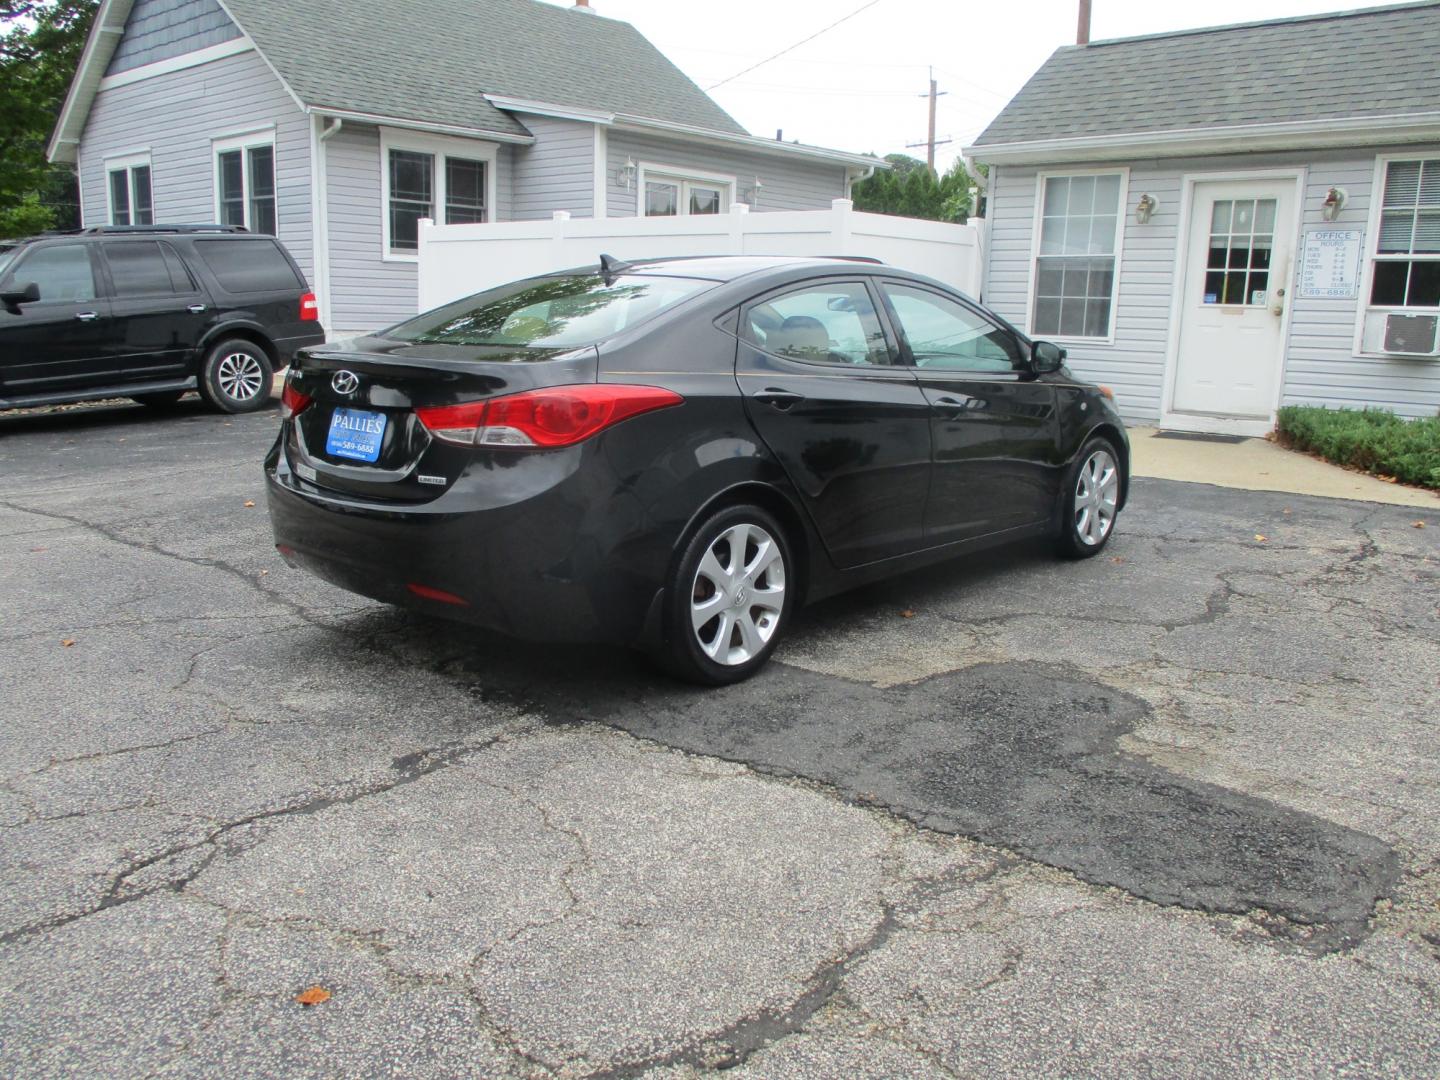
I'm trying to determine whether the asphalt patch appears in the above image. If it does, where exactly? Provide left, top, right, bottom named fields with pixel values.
left=444, top=647, right=1398, bottom=950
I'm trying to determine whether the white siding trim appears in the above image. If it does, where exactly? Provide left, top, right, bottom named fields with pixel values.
left=1351, top=151, right=1440, bottom=358
left=378, top=127, right=500, bottom=262
left=1025, top=167, right=1130, bottom=346
left=97, top=36, right=254, bottom=91
left=593, top=124, right=608, bottom=219
left=1157, top=167, right=1306, bottom=434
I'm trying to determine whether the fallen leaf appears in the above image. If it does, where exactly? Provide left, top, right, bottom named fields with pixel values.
left=1282, top=508, right=1292, bottom=515
left=1415, top=521, right=1427, bottom=529
left=1379, top=475, right=1398, bottom=484
left=259, top=569, right=269, bottom=576
left=900, top=609, right=916, bottom=619
left=1110, top=556, right=1125, bottom=564
left=30, top=546, right=47, bottom=553
left=60, top=638, right=75, bottom=647
left=243, top=500, right=255, bottom=508
left=294, top=986, right=331, bottom=1007
left=1254, top=534, right=1268, bottom=543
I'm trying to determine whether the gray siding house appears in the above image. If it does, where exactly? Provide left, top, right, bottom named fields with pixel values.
left=967, top=2, right=1440, bottom=433
left=50, top=0, right=879, bottom=335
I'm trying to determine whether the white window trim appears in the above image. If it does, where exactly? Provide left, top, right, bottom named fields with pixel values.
left=379, top=127, right=499, bottom=263
left=104, top=150, right=153, bottom=226
left=636, top=162, right=736, bottom=218
left=1025, top=167, right=1130, bottom=346
left=211, top=128, right=276, bottom=232
left=1352, top=152, right=1440, bottom=358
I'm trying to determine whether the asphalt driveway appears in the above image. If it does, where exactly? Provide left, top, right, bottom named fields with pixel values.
left=2, top=399, right=1438, bottom=1078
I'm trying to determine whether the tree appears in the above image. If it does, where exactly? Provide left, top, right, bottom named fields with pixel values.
left=0, top=1, right=97, bottom=236
left=851, top=155, right=977, bottom=224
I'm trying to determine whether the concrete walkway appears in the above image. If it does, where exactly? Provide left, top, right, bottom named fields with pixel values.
left=1128, top=426, right=1438, bottom=508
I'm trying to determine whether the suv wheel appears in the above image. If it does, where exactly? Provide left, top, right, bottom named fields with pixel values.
left=199, top=338, right=273, bottom=414
left=656, top=504, right=793, bottom=685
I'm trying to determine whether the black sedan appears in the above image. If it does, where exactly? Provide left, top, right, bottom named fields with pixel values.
left=266, top=256, right=1128, bottom=684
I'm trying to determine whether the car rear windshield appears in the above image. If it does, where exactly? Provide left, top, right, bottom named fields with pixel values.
left=193, top=238, right=302, bottom=293
left=383, top=273, right=716, bottom=349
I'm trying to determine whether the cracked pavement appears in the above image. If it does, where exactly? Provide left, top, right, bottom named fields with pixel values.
left=1, top=399, right=1438, bottom=1078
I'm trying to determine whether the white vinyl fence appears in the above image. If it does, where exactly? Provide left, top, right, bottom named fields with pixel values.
left=416, top=199, right=985, bottom=311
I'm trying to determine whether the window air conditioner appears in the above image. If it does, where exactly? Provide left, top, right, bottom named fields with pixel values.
left=1382, top=312, right=1440, bottom=356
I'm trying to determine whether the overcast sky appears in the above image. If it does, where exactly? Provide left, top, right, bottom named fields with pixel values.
left=553, top=0, right=1361, bottom=168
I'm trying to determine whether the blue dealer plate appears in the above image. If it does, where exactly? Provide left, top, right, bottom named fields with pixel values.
left=326, top=407, right=387, bottom=463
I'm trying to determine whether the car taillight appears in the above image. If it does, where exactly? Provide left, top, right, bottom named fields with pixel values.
left=299, top=291, right=320, bottom=322
left=281, top=379, right=312, bottom=418
left=415, top=385, right=683, bottom=448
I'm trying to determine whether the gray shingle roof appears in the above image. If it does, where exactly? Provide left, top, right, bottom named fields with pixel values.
left=221, top=0, right=747, bottom=138
left=973, top=1, right=1440, bottom=148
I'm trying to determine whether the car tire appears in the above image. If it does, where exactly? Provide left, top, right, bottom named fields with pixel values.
left=198, top=338, right=273, bottom=414
left=656, top=503, right=794, bottom=685
left=1057, top=436, right=1122, bottom=559
left=131, top=390, right=186, bottom=408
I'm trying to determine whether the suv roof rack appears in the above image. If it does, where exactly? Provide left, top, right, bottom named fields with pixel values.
left=78, top=224, right=250, bottom=235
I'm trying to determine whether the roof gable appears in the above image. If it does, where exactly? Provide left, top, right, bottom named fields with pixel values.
left=972, top=1, right=1440, bottom=153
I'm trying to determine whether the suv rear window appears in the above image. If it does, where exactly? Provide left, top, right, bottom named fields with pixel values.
left=194, top=238, right=302, bottom=293
left=384, top=273, right=715, bottom=349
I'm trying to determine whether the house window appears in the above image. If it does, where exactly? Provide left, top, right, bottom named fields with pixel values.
left=639, top=167, right=733, bottom=217
left=381, top=131, right=496, bottom=257
left=214, top=134, right=276, bottom=234
left=106, top=157, right=153, bottom=226
left=1370, top=158, right=1440, bottom=309
left=1032, top=172, right=1123, bottom=339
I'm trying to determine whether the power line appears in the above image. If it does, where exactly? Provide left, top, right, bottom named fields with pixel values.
left=706, top=0, right=887, bottom=90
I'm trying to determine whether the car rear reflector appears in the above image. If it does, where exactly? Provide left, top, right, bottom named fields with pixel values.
left=281, top=379, right=312, bottom=418
left=415, top=384, right=683, bottom=448
left=299, top=291, right=320, bottom=322
left=406, top=582, right=470, bottom=606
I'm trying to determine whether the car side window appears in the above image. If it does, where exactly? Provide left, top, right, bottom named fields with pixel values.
left=105, top=241, right=176, bottom=298
left=883, top=284, right=1023, bottom=373
left=743, top=281, right=891, bottom=366
left=4, top=244, right=96, bottom=304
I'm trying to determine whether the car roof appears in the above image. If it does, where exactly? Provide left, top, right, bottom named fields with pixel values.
left=614, top=255, right=889, bottom=283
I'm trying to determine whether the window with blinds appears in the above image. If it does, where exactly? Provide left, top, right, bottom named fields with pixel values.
left=1032, top=173, right=1123, bottom=339
left=1370, top=159, right=1440, bottom=309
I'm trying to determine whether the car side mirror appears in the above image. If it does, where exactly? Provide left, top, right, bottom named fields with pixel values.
left=1, top=281, right=40, bottom=314
left=1030, top=340, right=1066, bottom=374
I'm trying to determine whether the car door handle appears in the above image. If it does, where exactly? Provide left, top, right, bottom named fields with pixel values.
left=753, top=388, right=804, bottom=411
left=74, top=311, right=99, bottom=322
left=187, top=304, right=207, bottom=314
left=930, top=394, right=973, bottom=415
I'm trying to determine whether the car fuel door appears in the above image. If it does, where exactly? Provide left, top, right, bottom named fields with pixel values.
left=736, top=278, right=932, bottom=568
left=879, top=281, right=1059, bottom=544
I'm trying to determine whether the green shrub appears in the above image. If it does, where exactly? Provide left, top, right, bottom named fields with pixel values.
left=1275, top=406, right=1440, bottom=490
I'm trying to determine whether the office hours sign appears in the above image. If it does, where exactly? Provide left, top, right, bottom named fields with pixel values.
left=1298, top=229, right=1363, bottom=299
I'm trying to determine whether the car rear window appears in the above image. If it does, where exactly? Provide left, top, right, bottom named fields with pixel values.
left=384, top=273, right=716, bottom=349
left=193, top=238, right=302, bottom=293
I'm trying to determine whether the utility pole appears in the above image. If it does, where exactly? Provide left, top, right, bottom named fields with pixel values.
left=906, top=68, right=951, bottom=172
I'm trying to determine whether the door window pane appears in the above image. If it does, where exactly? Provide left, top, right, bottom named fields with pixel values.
left=1033, top=173, right=1122, bottom=336
left=645, top=180, right=679, bottom=217
left=247, top=146, right=276, bottom=236
left=9, top=244, right=96, bottom=302
left=1201, top=198, right=1275, bottom=306
left=105, top=241, right=173, bottom=297
left=885, top=284, right=1022, bottom=372
left=743, top=282, right=890, bottom=366
left=109, top=170, right=132, bottom=226
left=389, top=149, right=433, bottom=251
left=445, top=157, right=487, bottom=224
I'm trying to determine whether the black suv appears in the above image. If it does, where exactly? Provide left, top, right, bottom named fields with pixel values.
left=0, top=225, right=325, bottom=414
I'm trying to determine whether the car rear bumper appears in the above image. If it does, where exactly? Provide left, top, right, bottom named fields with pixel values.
left=264, top=438, right=665, bottom=644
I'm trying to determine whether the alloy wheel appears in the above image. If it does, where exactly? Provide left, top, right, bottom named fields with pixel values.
left=690, top=522, right=786, bottom=666
left=1074, top=448, right=1119, bottom=546
left=217, top=351, right=266, bottom=402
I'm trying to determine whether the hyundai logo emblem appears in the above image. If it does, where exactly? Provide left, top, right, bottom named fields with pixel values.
left=331, top=370, right=360, bottom=396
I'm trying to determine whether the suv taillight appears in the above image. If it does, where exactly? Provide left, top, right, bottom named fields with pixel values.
left=299, top=291, right=319, bottom=322
left=415, top=384, right=683, bottom=448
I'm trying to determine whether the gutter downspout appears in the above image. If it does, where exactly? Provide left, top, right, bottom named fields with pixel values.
left=312, top=116, right=342, bottom=334
left=844, top=164, right=876, bottom=199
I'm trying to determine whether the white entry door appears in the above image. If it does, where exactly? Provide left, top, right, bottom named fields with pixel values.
left=1171, top=178, right=1297, bottom=420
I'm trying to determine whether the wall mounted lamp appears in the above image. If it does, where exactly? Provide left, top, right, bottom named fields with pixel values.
left=1134, top=193, right=1157, bottom=225
left=742, top=176, right=763, bottom=207
left=1321, top=186, right=1348, bottom=221
left=618, top=158, right=637, bottom=190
